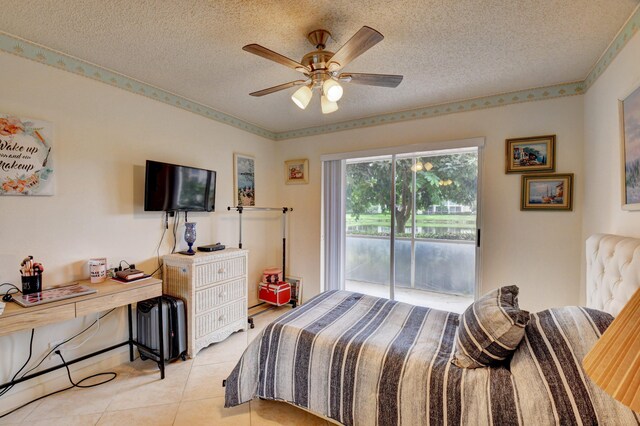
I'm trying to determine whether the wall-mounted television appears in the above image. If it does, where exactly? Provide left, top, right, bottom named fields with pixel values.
left=144, top=160, right=216, bottom=212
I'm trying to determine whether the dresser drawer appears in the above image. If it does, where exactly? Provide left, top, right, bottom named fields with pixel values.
left=195, top=278, right=246, bottom=314
left=195, top=256, right=246, bottom=288
left=195, top=298, right=246, bottom=339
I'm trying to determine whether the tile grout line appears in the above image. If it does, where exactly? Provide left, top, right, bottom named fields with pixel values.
left=171, top=357, right=195, bottom=425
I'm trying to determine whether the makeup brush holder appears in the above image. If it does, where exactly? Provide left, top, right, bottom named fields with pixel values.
left=21, top=275, right=42, bottom=295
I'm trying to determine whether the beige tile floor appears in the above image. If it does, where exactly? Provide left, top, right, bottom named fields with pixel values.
left=0, top=306, right=331, bottom=426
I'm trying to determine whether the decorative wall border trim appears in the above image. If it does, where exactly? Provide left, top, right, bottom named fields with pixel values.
left=584, top=4, right=640, bottom=89
left=273, top=82, right=585, bottom=140
left=2, top=3, right=639, bottom=142
left=0, top=32, right=277, bottom=140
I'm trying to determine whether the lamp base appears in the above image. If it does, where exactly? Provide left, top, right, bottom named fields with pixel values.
left=178, top=250, right=195, bottom=256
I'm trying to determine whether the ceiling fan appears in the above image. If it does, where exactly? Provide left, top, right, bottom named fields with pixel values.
left=242, top=26, right=403, bottom=114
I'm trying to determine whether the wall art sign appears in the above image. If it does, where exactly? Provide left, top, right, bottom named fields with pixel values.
left=505, top=135, right=555, bottom=174
left=0, top=114, right=54, bottom=195
left=234, top=153, right=255, bottom=206
left=620, top=84, right=640, bottom=210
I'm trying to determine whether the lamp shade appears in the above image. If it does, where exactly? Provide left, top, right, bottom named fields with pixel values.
left=291, top=85, right=313, bottom=109
left=321, top=95, right=338, bottom=114
left=583, top=287, right=640, bottom=412
left=322, top=79, right=343, bottom=102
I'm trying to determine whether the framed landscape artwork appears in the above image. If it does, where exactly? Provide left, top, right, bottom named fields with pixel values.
left=234, top=153, right=255, bottom=206
left=521, top=173, right=573, bottom=211
left=505, top=135, right=555, bottom=174
left=284, top=159, right=309, bottom=184
left=620, top=83, right=640, bottom=210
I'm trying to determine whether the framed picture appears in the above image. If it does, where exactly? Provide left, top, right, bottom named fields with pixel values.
left=521, top=173, right=573, bottom=211
left=0, top=114, right=54, bottom=195
left=234, top=153, right=255, bottom=206
left=620, top=83, right=640, bottom=210
left=284, top=159, right=309, bottom=184
left=285, top=276, right=303, bottom=306
left=505, top=135, right=555, bottom=174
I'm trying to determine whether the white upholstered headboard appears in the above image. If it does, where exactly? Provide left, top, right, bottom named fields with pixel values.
left=586, top=234, right=640, bottom=316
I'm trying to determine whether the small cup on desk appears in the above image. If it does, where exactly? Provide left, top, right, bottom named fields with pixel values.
left=21, top=274, right=42, bottom=295
left=89, top=258, right=107, bottom=283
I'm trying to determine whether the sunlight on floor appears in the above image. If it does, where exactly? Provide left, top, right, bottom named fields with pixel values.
left=345, top=280, right=473, bottom=314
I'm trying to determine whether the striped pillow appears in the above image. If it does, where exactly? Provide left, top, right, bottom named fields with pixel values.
left=453, top=285, right=530, bottom=369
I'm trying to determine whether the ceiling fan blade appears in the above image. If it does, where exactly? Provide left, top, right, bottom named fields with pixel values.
left=249, top=80, right=307, bottom=97
left=340, top=73, right=403, bottom=88
left=243, top=44, right=309, bottom=73
left=328, top=26, right=384, bottom=71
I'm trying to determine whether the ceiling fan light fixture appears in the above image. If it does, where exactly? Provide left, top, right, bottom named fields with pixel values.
left=322, top=78, right=343, bottom=102
left=321, top=95, right=339, bottom=114
left=291, top=85, right=313, bottom=109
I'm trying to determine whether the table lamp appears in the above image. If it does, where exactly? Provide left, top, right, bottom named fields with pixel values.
left=583, top=287, right=640, bottom=412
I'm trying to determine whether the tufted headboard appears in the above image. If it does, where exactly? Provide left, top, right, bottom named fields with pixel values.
left=586, top=234, right=640, bottom=316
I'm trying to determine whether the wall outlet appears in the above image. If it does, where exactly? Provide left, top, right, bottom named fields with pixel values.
left=48, top=340, right=65, bottom=360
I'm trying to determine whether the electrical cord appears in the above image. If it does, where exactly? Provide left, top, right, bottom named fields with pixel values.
left=0, top=351, right=116, bottom=419
left=57, top=313, right=101, bottom=352
left=20, top=309, right=115, bottom=380
left=0, top=309, right=115, bottom=399
left=0, top=329, right=35, bottom=398
left=1, top=283, right=21, bottom=302
left=151, top=212, right=168, bottom=277
left=171, top=211, right=181, bottom=254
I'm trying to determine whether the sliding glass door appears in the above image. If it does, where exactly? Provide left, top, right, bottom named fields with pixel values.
left=343, top=147, right=479, bottom=312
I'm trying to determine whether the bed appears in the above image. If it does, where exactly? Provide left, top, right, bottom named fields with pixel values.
left=225, top=234, right=640, bottom=425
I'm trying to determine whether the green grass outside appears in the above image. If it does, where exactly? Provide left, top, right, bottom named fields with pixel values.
left=347, top=213, right=476, bottom=228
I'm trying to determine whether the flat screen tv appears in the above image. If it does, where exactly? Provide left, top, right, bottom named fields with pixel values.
left=144, top=160, right=216, bottom=212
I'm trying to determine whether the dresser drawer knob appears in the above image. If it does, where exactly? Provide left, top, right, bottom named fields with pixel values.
left=218, top=315, right=226, bottom=322
left=218, top=268, right=226, bottom=274
left=219, top=291, right=227, bottom=299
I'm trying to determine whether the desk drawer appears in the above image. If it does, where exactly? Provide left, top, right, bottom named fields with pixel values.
left=195, top=278, right=246, bottom=314
left=195, top=298, right=245, bottom=339
left=76, top=283, right=162, bottom=317
left=0, top=304, right=75, bottom=337
left=195, top=256, right=246, bottom=288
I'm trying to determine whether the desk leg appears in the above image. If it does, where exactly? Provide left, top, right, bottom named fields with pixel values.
left=157, top=296, right=165, bottom=380
left=127, top=304, right=134, bottom=362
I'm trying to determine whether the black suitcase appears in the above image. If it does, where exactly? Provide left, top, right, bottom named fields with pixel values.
left=136, top=295, right=187, bottom=362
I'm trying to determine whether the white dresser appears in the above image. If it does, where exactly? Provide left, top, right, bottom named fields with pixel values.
left=162, top=248, right=248, bottom=358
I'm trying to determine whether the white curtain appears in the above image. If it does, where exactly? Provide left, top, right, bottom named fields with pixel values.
left=321, top=160, right=345, bottom=291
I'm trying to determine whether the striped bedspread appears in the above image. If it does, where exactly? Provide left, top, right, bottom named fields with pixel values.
left=225, top=291, right=639, bottom=425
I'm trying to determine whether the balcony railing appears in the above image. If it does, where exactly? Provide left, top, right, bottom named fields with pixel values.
left=345, top=235, right=475, bottom=296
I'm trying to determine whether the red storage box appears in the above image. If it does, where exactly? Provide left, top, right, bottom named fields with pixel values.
left=262, top=267, right=282, bottom=284
left=258, top=281, right=291, bottom=306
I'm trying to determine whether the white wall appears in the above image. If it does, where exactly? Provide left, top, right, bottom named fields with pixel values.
left=582, top=31, right=640, bottom=303
left=278, top=95, right=585, bottom=313
left=0, top=52, right=280, bottom=411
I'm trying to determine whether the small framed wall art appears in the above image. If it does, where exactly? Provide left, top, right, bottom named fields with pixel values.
left=0, top=114, right=54, bottom=195
left=505, top=135, right=555, bottom=174
left=521, top=173, right=573, bottom=211
left=620, top=83, right=640, bottom=210
left=234, top=153, right=255, bottom=206
left=284, top=159, right=309, bottom=184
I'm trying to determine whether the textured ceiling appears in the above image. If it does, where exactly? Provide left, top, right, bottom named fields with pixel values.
left=0, top=0, right=638, bottom=133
